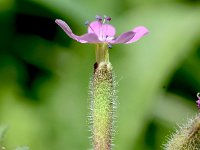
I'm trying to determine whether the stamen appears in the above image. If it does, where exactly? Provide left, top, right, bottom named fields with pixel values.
left=105, top=16, right=111, bottom=22
left=108, top=44, right=112, bottom=49
left=102, top=16, right=111, bottom=40
left=84, top=20, right=90, bottom=26
left=96, top=15, right=102, bottom=22
left=84, top=20, right=96, bottom=34
left=102, top=15, right=106, bottom=24
left=197, top=93, right=200, bottom=99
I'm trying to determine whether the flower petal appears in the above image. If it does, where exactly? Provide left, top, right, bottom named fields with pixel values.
left=110, top=31, right=135, bottom=44
left=77, top=33, right=101, bottom=43
left=126, top=26, right=149, bottom=43
left=101, top=24, right=116, bottom=37
left=55, top=19, right=101, bottom=43
left=88, top=21, right=116, bottom=38
left=55, top=19, right=78, bottom=40
left=88, top=21, right=102, bottom=36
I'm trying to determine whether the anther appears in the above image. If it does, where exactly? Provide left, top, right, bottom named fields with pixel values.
left=108, top=44, right=112, bottom=49
left=95, top=15, right=102, bottom=22
left=85, top=21, right=96, bottom=33
left=197, top=93, right=200, bottom=99
left=105, top=16, right=111, bottom=22
left=84, top=20, right=90, bottom=26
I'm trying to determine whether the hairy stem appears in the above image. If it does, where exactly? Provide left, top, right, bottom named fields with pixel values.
left=89, top=43, right=116, bottom=150
left=164, top=113, right=200, bottom=150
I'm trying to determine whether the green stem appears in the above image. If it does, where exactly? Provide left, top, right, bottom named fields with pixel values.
left=89, top=43, right=116, bottom=150
left=95, top=44, right=109, bottom=64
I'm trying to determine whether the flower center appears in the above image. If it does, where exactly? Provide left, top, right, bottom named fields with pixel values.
left=85, top=15, right=113, bottom=42
left=98, top=15, right=112, bottom=42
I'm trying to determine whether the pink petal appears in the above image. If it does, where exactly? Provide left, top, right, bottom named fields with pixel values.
left=77, top=33, right=101, bottom=43
left=126, top=26, right=149, bottom=43
left=110, top=31, right=135, bottom=44
left=55, top=19, right=78, bottom=40
left=88, top=21, right=116, bottom=38
left=101, top=24, right=116, bottom=37
left=88, top=21, right=102, bottom=36
left=55, top=19, right=100, bottom=43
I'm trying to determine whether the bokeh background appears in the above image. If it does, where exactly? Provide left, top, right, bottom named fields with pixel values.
left=0, top=0, right=200, bottom=150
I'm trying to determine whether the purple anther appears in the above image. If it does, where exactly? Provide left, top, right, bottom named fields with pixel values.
left=105, top=16, right=111, bottom=22
left=95, top=15, right=102, bottom=22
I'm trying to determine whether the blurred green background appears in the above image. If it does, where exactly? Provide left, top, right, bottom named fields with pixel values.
left=0, top=0, right=200, bottom=150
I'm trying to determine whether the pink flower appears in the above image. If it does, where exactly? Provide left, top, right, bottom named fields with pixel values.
left=55, top=15, right=149, bottom=45
left=196, top=93, right=200, bottom=109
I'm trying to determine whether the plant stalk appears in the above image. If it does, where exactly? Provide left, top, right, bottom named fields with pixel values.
left=89, top=43, right=116, bottom=150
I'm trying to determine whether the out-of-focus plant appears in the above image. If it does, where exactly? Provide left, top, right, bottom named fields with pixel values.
left=0, top=126, right=29, bottom=150
left=0, top=126, right=7, bottom=150
left=164, top=93, right=200, bottom=150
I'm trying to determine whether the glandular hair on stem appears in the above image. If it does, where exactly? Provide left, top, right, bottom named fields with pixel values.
left=89, top=61, right=117, bottom=150
left=164, top=113, right=200, bottom=150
